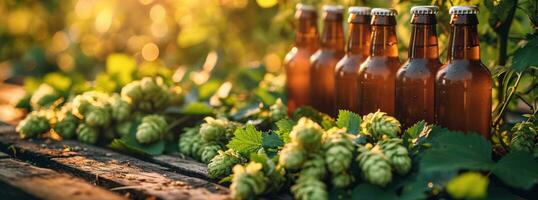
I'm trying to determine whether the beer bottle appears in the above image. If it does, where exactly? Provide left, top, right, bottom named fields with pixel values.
left=436, top=6, right=492, bottom=137
left=285, top=4, right=319, bottom=115
left=310, top=5, right=345, bottom=116
left=357, top=8, right=400, bottom=116
left=334, top=7, right=371, bottom=113
left=395, top=6, right=442, bottom=128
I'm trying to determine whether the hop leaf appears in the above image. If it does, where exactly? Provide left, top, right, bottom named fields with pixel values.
left=291, top=176, right=328, bottom=200
left=336, top=110, right=361, bottom=134
left=77, top=123, right=99, bottom=144
left=356, top=145, right=392, bottom=187
left=16, top=111, right=51, bottom=139
left=275, top=119, right=294, bottom=143
left=278, top=143, right=306, bottom=170
left=135, top=115, right=167, bottom=144
left=290, top=117, right=324, bottom=151
left=227, top=125, right=263, bottom=156
left=208, top=149, right=245, bottom=179
left=446, top=172, right=488, bottom=199
left=230, top=162, right=268, bottom=200
left=361, top=111, right=401, bottom=140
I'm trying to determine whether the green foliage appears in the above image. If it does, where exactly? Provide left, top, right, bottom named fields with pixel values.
left=274, top=118, right=294, bottom=143
left=512, top=37, right=538, bottom=72
left=335, top=110, right=361, bottom=134
left=492, top=151, right=538, bottom=190
left=227, top=125, right=263, bottom=156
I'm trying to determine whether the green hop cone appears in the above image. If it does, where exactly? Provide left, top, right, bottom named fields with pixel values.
left=361, top=111, right=401, bottom=140
left=510, top=121, right=537, bottom=152
left=199, top=117, right=228, bottom=143
left=16, top=111, right=51, bottom=139
left=72, top=91, right=109, bottom=119
left=208, top=149, right=245, bottom=179
left=135, top=115, right=167, bottom=144
left=291, top=176, right=328, bottom=200
left=109, top=94, right=131, bottom=122
left=323, top=128, right=354, bottom=174
left=77, top=123, right=99, bottom=144
left=178, top=127, right=201, bottom=157
left=115, top=120, right=133, bottom=137
left=230, top=162, right=268, bottom=200
left=290, top=117, right=324, bottom=151
left=278, top=143, right=306, bottom=170
left=54, top=111, right=79, bottom=139
left=30, top=84, right=61, bottom=110
left=379, top=138, right=412, bottom=175
left=299, top=153, right=327, bottom=179
left=446, top=172, right=488, bottom=200
left=332, top=172, right=354, bottom=188
left=269, top=98, right=287, bottom=121
left=121, top=77, right=171, bottom=112
left=356, top=145, right=392, bottom=187
left=200, top=143, right=221, bottom=163
left=84, top=105, right=111, bottom=127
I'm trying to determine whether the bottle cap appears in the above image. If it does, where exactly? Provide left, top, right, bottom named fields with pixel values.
left=411, top=6, right=439, bottom=14
left=348, top=7, right=371, bottom=15
left=371, top=8, right=398, bottom=16
left=323, top=5, right=344, bottom=13
left=296, top=3, right=316, bottom=11
left=449, top=6, right=479, bottom=14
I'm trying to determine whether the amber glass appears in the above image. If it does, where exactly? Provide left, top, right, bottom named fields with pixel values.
left=334, top=13, right=371, bottom=113
left=310, top=10, right=345, bottom=116
left=395, top=14, right=442, bottom=128
left=357, top=15, right=400, bottom=116
left=435, top=14, right=492, bottom=137
left=285, top=7, right=319, bottom=115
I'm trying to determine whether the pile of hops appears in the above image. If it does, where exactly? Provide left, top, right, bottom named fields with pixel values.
left=178, top=117, right=242, bottom=163
left=278, top=117, right=329, bottom=200
left=121, top=77, right=171, bottom=112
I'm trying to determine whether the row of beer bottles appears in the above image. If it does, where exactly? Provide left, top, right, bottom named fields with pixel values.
left=284, top=5, right=492, bottom=137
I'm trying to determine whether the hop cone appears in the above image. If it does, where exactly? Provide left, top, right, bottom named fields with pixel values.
left=323, top=128, right=354, bottom=174
left=299, top=153, right=327, bottom=179
left=269, top=98, right=287, bottom=121
left=230, top=162, right=268, bottom=200
left=379, top=138, right=412, bottom=175
left=291, top=176, right=328, bottom=200
left=77, top=123, right=99, bottom=144
left=199, top=117, right=228, bottom=143
left=109, top=94, right=131, bottom=122
left=54, top=111, right=79, bottom=139
left=178, top=127, right=201, bottom=157
left=290, top=117, right=324, bottom=151
left=278, top=143, right=306, bottom=170
left=72, top=91, right=109, bottom=119
left=361, top=111, right=401, bottom=139
left=84, top=105, right=111, bottom=127
left=200, top=143, right=221, bottom=163
left=332, top=172, right=354, bottom=188
left=121, top=77, right=170, bottom=112
left=510, top=121, right=537, bottom=152
left=30, top=84, right=61, bottom=110
left=208, top=149, right=244, bottom=179
left=16, top=111, right=51, bottom=139
left=136, top=115, right=167, bottom=144
left=115, top=121, right=133, bottom=137
left=356, top=145, right=392, bottom=187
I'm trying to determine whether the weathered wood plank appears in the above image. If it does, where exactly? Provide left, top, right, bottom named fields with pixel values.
left=0, top=130, right=229, bottom=200
left=152, top=154, right=209, bottom=180
left=0, top=158, right=126, bottom=200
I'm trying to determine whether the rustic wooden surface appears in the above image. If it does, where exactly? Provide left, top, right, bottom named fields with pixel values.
left=0, top=158, right=126, bottom=200
left=0, top=125, right=230, bottom=200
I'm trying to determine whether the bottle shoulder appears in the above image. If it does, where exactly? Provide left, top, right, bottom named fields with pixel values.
left=436, top=60, right=491, bottom=82
left=359, top=56, right=401, bottom=74
left=397, top=58, right=442, bottom=79
left=335, top=55, right=365, bottom=73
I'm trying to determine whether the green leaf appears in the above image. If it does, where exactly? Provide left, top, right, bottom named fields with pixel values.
left=180, top=102, right=214, bottom=115
left=404, top=120, right=426, bottom=140
left=274, top=119, right=294, bottom=143
left=109, top=124, right=165, bottom=156
left=336, top=110, right=361, bottom=134
left=262, top=131, right=284, bottom=149
left=351, top=184, right=398, bottom=200
left=512, top=37, right=538, bottom=72
left=254, top=88, right=277, bottom=105
left=227, top=125, right=263, bottom=156
left=419, top=131, right=495, bottom=172
left=492, top=151, right=538, bottom=190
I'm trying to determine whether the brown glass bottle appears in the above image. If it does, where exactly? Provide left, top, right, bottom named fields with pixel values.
left=357, top=8, right=400, bottom=116
left=310, top=5, right=345, bottom=116
left=334, top=7, right=371, bottom=113
left=395, top=6, right=442, bottom=128
left=435, top=6, right=492, bottom=138
left=285, top=4, right=319, bottom=115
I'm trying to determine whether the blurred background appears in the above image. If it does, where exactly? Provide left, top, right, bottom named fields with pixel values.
left=0, top=0, right=536, bottom=122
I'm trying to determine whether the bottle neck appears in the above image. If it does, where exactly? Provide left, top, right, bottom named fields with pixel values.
left=320, top=13, right=345, bottom=52
left=370, top=24, right=398, bottom=57
left=409, top=24, right=439, bottom=59
left=447, top=14, right=480, bottom=61
left=295, top=11, right=319, bottom=50
left=347, top=15, right=371, bottom=56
